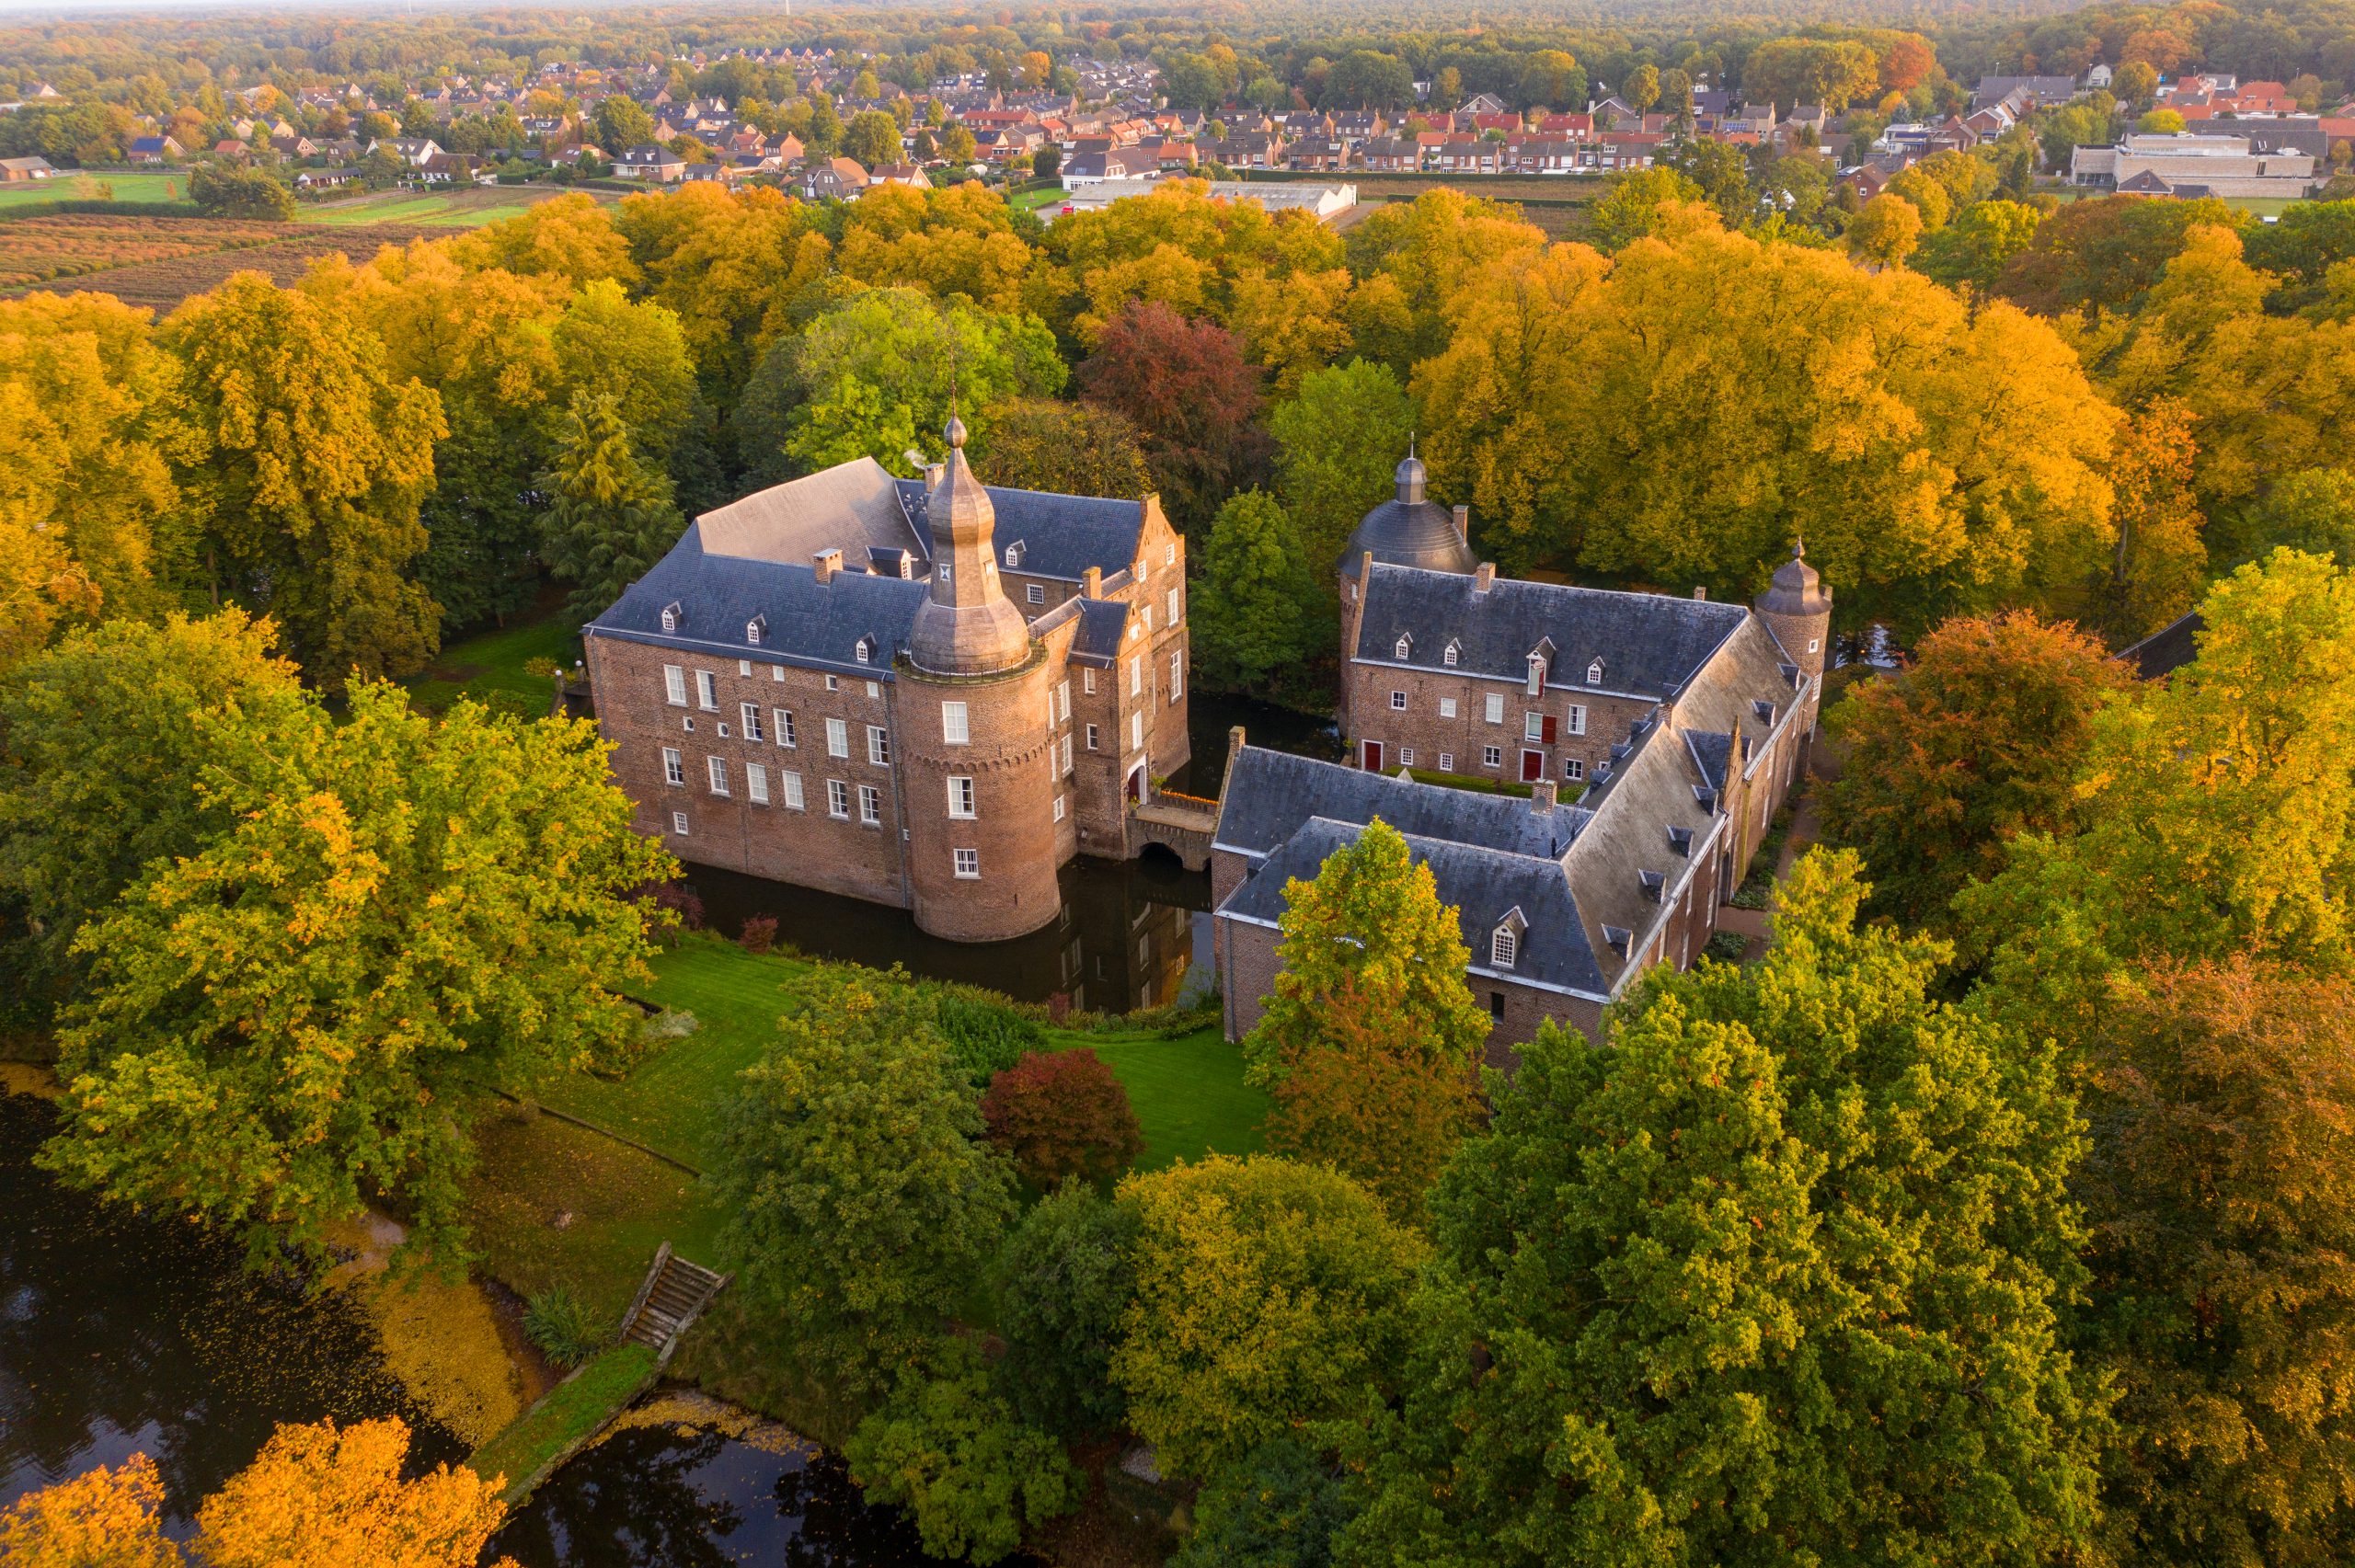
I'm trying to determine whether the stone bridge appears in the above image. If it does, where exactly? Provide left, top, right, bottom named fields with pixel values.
left=1128, top=786, right=1220, bottom=871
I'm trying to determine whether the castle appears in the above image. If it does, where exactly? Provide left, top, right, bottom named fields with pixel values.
left=582, top=417, right=1190, bottom=943
left=1208, top=453, right=1832, bottom=1058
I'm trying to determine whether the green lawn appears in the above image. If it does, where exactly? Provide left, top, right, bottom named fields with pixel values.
left=0, top=171, right=185, bottom=208
left=1010, top=184, right=1068, bottom=211
left=404, top=611, right=578, bottom=718
left=469, top=1341, right=658, bottom=1500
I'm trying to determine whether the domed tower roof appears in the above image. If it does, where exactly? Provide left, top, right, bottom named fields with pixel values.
left=1755, top=538, right=1832, bottom=618
left=1339, top=445, right=1478, bottom=576
left=906, top=417, right=1033, bottom=678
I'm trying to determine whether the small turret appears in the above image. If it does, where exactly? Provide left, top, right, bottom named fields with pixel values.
left=1753, top=539, right=1832, bottom=717
left=906, top=417, right=1032, bottom=678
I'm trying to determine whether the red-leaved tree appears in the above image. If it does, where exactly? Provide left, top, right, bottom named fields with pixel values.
left=1074, top=300, right=1268, bottom=534
left=980, top=1048, right=1145, bottom=1186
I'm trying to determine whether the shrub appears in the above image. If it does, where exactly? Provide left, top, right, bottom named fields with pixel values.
left=936, top=993, right=1047, bottom=1086
left=980, top=1049, right=1145, bottom=1187
left=523, top=1285, right=610, bottom=1369
left=998, top=1180, right=1138, bottom=1438
left=739, top=914, right=778, bottom=956
left=636, top=878, right=703, bottom=944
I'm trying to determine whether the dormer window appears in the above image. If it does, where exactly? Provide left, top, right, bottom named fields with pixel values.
left=660, top=601, right=683, bottom=633
left=1004, top=541, right=1026, bottom=568
left=855, top=637, right=873, bottom=664
left=1442, top=640, right=1460, bottom=667
left=1526, top=653, right=1546, bottom=698
left=1586, top=658, right=1604, bottom=685
left=1491, top=926, right=1517, bottom=968
left=746, top=614, right=767, bottom=647
left=1394, top=634, right=1413, bottom=659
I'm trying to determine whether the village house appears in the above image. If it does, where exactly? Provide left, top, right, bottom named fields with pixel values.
left=2072, top=131, right=2316, bottom=198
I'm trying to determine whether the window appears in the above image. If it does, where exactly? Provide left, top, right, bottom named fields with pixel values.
left=663, top=665, right=687, bottom=706
left=661, top=604, right=680, bottom=633
left=1442, top=642, right=1459, bottom=667
left=695, top=670, right=718, bottom=710
left=1485, top=692, right=1505, bottom=724
left=1439, top=752, right=1454, bottom=771
left=1166, top=587, right=1180, bottom=625
left=1390, top=690, right=1407, bottom=711
left=1564, top=758, right=1584, bottom=781
left=942, top=701, right=969, bottom=744
left=1004, top=544, right=1023, bottom=567
left=826, top=717, right=849, bottom=758
left=854, top=639, right=871, bottom=664
left=706, top=756, right=729, bottom=796
left=1586, top=658, right=1604, bottom=685
left=741, top=703, right=764, bottom=741
left=781, top=771, right=805, bottom=810
left=1083, top=670, right=1097, bottom=695
left=718, top=723, right=731, bottom=739
left=1165, top=541, right=1176, bottom=566
left=858, top=785, right=881, bottom=826
left=775, top=708, right=797, bottom=748
left=948, top=776, right=976, bottom=818
left=827, top=780, right=850, bottom=818
left=1488, top=990, right=1505, bottom=1020
left=1142, top=606, right=1153, bottom=635
left=1566, top=704, right=1586, bottom=736
left=772, top=665, right=785, bottom=682
left=1440, top=697, right=1457, bottom=719
left=825, top=674, right=838, bottom=692
left=747, top=762, right=770, bottom=805
left=1086, top=724, right=1100, bottom=750
left=1808, top=637, right=1821, bottom=654
left=746, top=619, right=764, bottom=647
left=953, top=847, right=980, bottom=879
left=672, top=810, right=690, bottom=835
left=1053, top=795, right=1066, bottom=822
left=867, top=725, right=890, bottom=765
left=1491, top=927, right=1518, bottom=968
left=1401, top=748, right=1417, bottom=766
left=1055, top=681, right=1070, bottom=723
left=865, top=681, right=880, bottom=699
left=1128, top=656, right=1142, bottom=696
left=662, top=747, right=684, bottom=785
left=1059, top=735, right=1072, bottom=773
left=1028, top=583, right=1045, bottom=605
left=1395, top=635, right=1411, bottom=658
left=1483, top=745, right=1502, bottom=769
left=1169, top=650, right=1183, bottom=703
left=1130, top=711, right=1144, bottom=750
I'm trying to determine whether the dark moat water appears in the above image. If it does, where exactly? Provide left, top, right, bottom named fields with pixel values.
left=0, top=1093, right=465, bottom=1535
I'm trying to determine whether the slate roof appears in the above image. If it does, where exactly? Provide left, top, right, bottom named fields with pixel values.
left=893, top=480, right=1144, bottom=582
left=1215, top=747, right=1588, bottom=863
left=1071, top=597, right=1132, bottom=664
left=584, top=522, right=927, bottom=672
left=1219, top=817, right=1611, bottom=998
left=1355, top=566, right=1751, bottom=698
left=2120, top=609, right=2202, bottom=681
left=1341, top=496, right=1477, bottom=574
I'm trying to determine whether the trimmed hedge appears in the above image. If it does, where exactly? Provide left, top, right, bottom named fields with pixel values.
left=0, top=198, right=205, bottom=222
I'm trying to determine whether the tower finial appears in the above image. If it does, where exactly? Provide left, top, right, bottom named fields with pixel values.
left=1792, top=532, right=1805, bottom=561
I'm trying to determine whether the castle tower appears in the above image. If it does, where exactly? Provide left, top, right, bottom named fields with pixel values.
left=898, top=418, right=1062, bottom=941
left=1752, top=540, right=1833, bottom=733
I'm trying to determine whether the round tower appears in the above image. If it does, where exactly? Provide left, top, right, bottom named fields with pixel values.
left=899, top=418, right=1063, bottom=942
left=1338, top=447, right=1479, bottom=589
left=1753, top=539, right=1833, bottom=728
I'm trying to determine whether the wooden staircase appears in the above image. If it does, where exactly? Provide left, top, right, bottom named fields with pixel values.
left=616, top=1242, right=730, bottom=1359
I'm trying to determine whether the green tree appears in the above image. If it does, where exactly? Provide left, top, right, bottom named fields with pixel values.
left=1113, top=1154, right=1425, bottom=1481
left=1345, top=851, right=2102, bottom=1568
left=965, top=398, right=1152, bottom=498
left=996, top=1180, right=1138, bottom=1440
left=1175, top=1438, right=1363, bottom=1568
left=844, top=109, right=903, bottom=170
left=0, top=611, right=307, bottom=1027
left=188, top=162, right=294, bottom=220
left=1270, top=361, right=1416, bottom=584
left=592, top=95, right=655, bottom=152
left=2217, top=467, right=2355, bottom=567
left=1241, top=818, right=1493, bottom=1089
left=1193, top=490, right=1320, bottom=694
left=1322, top=51, right=1414, bottom=111
left=845, top=1340, right=1083, bottom=1564
left=40, top=683, right=672, bottom=1263
left=715, top=978, right=1017, bottom=1396
left=1586, top=166, right=1709, bottom=252
left=163, top=273, right=444, bottom=688
left=1915, top=198, right=2042, bottom=292
left=1821, top=611, right=2136, bottom=933
left=536, top=392, right=685, bottom=623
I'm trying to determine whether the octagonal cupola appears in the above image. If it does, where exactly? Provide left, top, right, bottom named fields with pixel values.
left=905, top=415, right=1032, bottom=677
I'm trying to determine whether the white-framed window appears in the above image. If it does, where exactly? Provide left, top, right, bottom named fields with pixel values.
left=1587, top=658, right=1604, bottom=685
left=1083, top=669, right=1097, bottom=695
left=1395, top=635, right=1411, bottom=658
left=663, top=665, right=687, bottom=706
left=1060, top=734, right=1074, bottom=773
left=1053, top=795, right=1066, bottom=822
left=953, top=847, right=980, bottom=879
left=1028, top=583, right=1045, bottom=605
left=1166, top=587, right=1180, bottom=624
left=866, top=681, right=880, bottom=699
left=741, top=703, right=764, bottom=741
left=826, top=717, right=849, bottom=758
left=942, top=701, right=969, bottom=744
left=1129, top=656, right=1142, bottom=696
left=706, top=756, right=729, bottom=796
left=1492, top=927, right=1518, bottom=967
left=1130, top=711, right=1144, bottom=750
left=775, top=708, right=797, bottom=748
left=662, top=747, right=684, bottom=785
left=1438, top=752, right=1454, bottom=771
left=695, top=670, right=718, bottom=711
left=1440, top=696, right=1458, bottom=719
left=1056, top=681, right=1070, bottom=722
left=1808, top=638, right=1821, bottom=654
left=858, top=784, right=881, bottom=826
left=661, top=605, right=680, bottom=633
left=1524, top=712, right=1545, bottom=741
left=1484, top=745, right=1502, bottom=769
left=824, top=674, right=839, bottom=692
left=948, top=775, right=976, bottom=818
left=1485, top=692, right=1505, bottom=724
left=827, top=780, right=850, bottom=818
left=1165, top=541, right=1176, bottom=566
left=1142, top=605, right=1154, bottom=635
left=1401, top=748, right=1417, bottom=766
left=746, top=620, right=763, bottom=646
left=855, top=639, right=872, bottom=664
left=718, top=723, right=732, bottom=739
left=1567, top=704, right=1587, bottom=736
left=739, top=659, right=752, bottom=676
left=1086, top=724, right=1100, bottom=750
left=772, top=665, right=785, bottom=683
left=1442, top=642, right=1459, bottom=667
left=867, top=725, right=890, bottom=765
left=1564, top=758, right=1584, bottom=781
left=781, top=770, right=805, bottom=810
left=1170, top=651, right=1183, bottom=703
left=671, top=810, right=690, bottom=835
left=747, top=762, right=770, bottom=805
left=1390, top=690, right=1407, bottom=710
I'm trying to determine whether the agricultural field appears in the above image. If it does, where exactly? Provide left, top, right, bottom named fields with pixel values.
left=0, top=213, right=285, bottom=288
left=300, top=183, right=601, bottom=227
left=0, top=169, right=188, bottom=210
left=0, top=217, right=450, bottom=310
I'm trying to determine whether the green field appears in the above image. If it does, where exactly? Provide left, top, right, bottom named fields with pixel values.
left=403, top=611, right=578, bottom=718
left=304, top=190, right=548, bottom=227
left=0, top=170, right=185, bottom=208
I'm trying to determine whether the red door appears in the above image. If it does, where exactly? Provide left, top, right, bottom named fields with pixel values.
left=1541, top=715, right=1558, bottom=744
left=1521, top=749, right=1545, bottom=782
left=1361, top=740, right=1384, bottom=772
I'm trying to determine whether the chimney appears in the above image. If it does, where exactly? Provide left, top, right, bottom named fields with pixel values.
left=812, top=547, right=842, bottom=583
left=1693, top=585, right=1707, bottom=600
left=925, top=461, right=945, bottom=487
left=1475, top=562, right=1496, bottom=593
left=1082, top=566, right=1102, bottom=600
left=1453, top=504, right=1470, bottom=542
left=1530, top=779, right=1557, bottom=814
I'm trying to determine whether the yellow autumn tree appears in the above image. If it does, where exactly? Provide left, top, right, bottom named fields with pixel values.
left=447, top=189, right=639, bottom=289
left=1339, top=187, right=1546, bottom=372
left=0, top=1455, right=181, bottom=1568
left=612, top=181, right=831, bottom=399
left=835, top=180, right=1040, bottom=315
left=194, top=1418, right=517, bottom=1568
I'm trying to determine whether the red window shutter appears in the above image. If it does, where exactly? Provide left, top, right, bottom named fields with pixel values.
left=1542, top=715, right=1558, bottom=744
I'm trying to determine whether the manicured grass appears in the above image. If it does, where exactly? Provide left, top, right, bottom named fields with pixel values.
left=469, top=1341, right=657, bottom=1501
left=1080, top=1024, right=1268, bottom=1170
left=0, top=171, right=184, bottom=209
left=404, top=610, right=578, bottom=718
left=1011, top=184, right=1068, bottom=211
